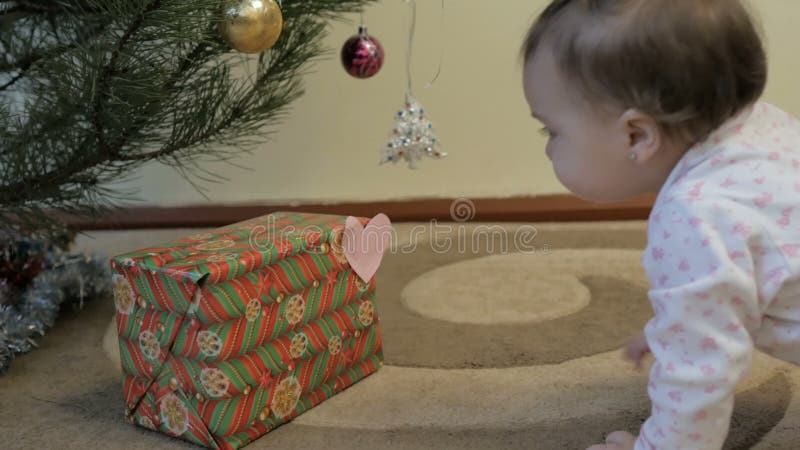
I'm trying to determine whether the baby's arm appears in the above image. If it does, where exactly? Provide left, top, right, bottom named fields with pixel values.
left=636, top=200, right=761, bottom=450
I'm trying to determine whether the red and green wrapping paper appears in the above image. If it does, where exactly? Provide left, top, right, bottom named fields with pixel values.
left=110, top=212, right=386, bottom=449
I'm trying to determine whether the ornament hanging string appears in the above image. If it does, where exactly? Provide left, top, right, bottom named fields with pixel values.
left=405, top=0, right=445, bottom=99
left=405, top=0, right=416, bottom=98
left=425, top=0, right=445, bottom=89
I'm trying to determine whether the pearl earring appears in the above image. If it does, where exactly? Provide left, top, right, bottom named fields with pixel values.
left=628, top=152, right=638, bottom=162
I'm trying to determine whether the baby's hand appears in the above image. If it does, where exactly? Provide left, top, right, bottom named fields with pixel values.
left=586, top=431, right=637, bottom=450
left=623, top=332, right=650, bottom=370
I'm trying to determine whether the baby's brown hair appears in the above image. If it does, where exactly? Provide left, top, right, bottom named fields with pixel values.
left=521, top=0, right=767, bottom=143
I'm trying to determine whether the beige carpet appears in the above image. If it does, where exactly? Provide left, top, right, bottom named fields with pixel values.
left=1, top=222, right=799, bottom=449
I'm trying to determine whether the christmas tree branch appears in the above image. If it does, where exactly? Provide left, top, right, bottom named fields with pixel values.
left=1, top=50, right=218, bottom=209
left=0, top=1, right=106, bottom=17
left=0, top=2, right=165, bottom=204
left=103, top=18, right=223, bottom=162
left=0, top=3, right=55, bottom=16
left=93, top=0, right=162, bottom=157
left=0, top=22, right=107, bottom=92
left=0, top=0, right=380, bottom=239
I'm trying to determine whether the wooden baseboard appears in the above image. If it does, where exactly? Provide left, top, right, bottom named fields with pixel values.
left=64, top=194, right=656, bottom=230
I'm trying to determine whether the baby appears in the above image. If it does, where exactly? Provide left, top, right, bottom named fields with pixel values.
left=521, top=1, right=800, bottom=449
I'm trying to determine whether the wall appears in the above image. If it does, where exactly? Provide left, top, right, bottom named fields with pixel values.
left=114, top=0, right=800, bottom=207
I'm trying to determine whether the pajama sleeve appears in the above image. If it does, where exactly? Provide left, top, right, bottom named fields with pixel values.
left=635, top=200, right=763, bottom=450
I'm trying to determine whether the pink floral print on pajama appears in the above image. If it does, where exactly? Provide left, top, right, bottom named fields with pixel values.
left=636, top=102, right=800, bottom=450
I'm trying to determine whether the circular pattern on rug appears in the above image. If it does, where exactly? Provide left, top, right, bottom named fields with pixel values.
left=402, top=255, right=591, bottom=324
left=379, top=245, right=652, bottom=368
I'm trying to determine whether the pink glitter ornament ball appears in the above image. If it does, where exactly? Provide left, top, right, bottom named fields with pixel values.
left=341, top=26, right=384, bottom=79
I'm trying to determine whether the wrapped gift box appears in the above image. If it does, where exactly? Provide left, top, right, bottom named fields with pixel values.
left=110, top=212, right=384, bottom=449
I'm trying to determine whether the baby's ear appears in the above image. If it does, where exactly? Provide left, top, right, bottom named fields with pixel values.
left=619, top=109, right=662, bottom=164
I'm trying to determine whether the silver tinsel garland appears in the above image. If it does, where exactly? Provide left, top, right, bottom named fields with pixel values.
left=0, top=252, right=112, bottom=375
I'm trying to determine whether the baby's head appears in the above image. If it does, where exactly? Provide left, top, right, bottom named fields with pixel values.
left=521, top=0, right=766, bottom=202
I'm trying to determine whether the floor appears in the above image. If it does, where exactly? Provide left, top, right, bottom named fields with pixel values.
left=1, top=221, right=798, bottom=449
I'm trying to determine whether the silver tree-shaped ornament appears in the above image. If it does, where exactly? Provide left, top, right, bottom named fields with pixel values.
left=381, top=93, right=444, bottom=169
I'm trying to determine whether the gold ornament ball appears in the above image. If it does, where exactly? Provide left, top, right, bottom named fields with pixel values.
left=220, top=0, right=284, bottom=54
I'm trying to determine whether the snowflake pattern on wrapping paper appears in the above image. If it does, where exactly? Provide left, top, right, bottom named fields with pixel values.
left=284, top=294, right=305, bottom=325
left=206, top=252, right=239, bottom=263
left=270, top=376, right=302, bottom=419
left=138, top=331, right=160, bottom=360
left=159, top=393, right=188, bottom=436
left=196, top=330, right=222, bottom=357
left=112, top=275, right=135, bottom=315
left=328, top=336, right=343, bottom=355
left=289, top=333, right=308, bottom=359
left=245, top=298, right=262, bottom=322
left=200, top=367, right=230, bottom=398
left=329, top=228, right=349, bottom=265
left=195, top=239, right=235, bottom=251
left=358, top=301, right=374, bottom=326
left=355, top=277, right=368, bottom=293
